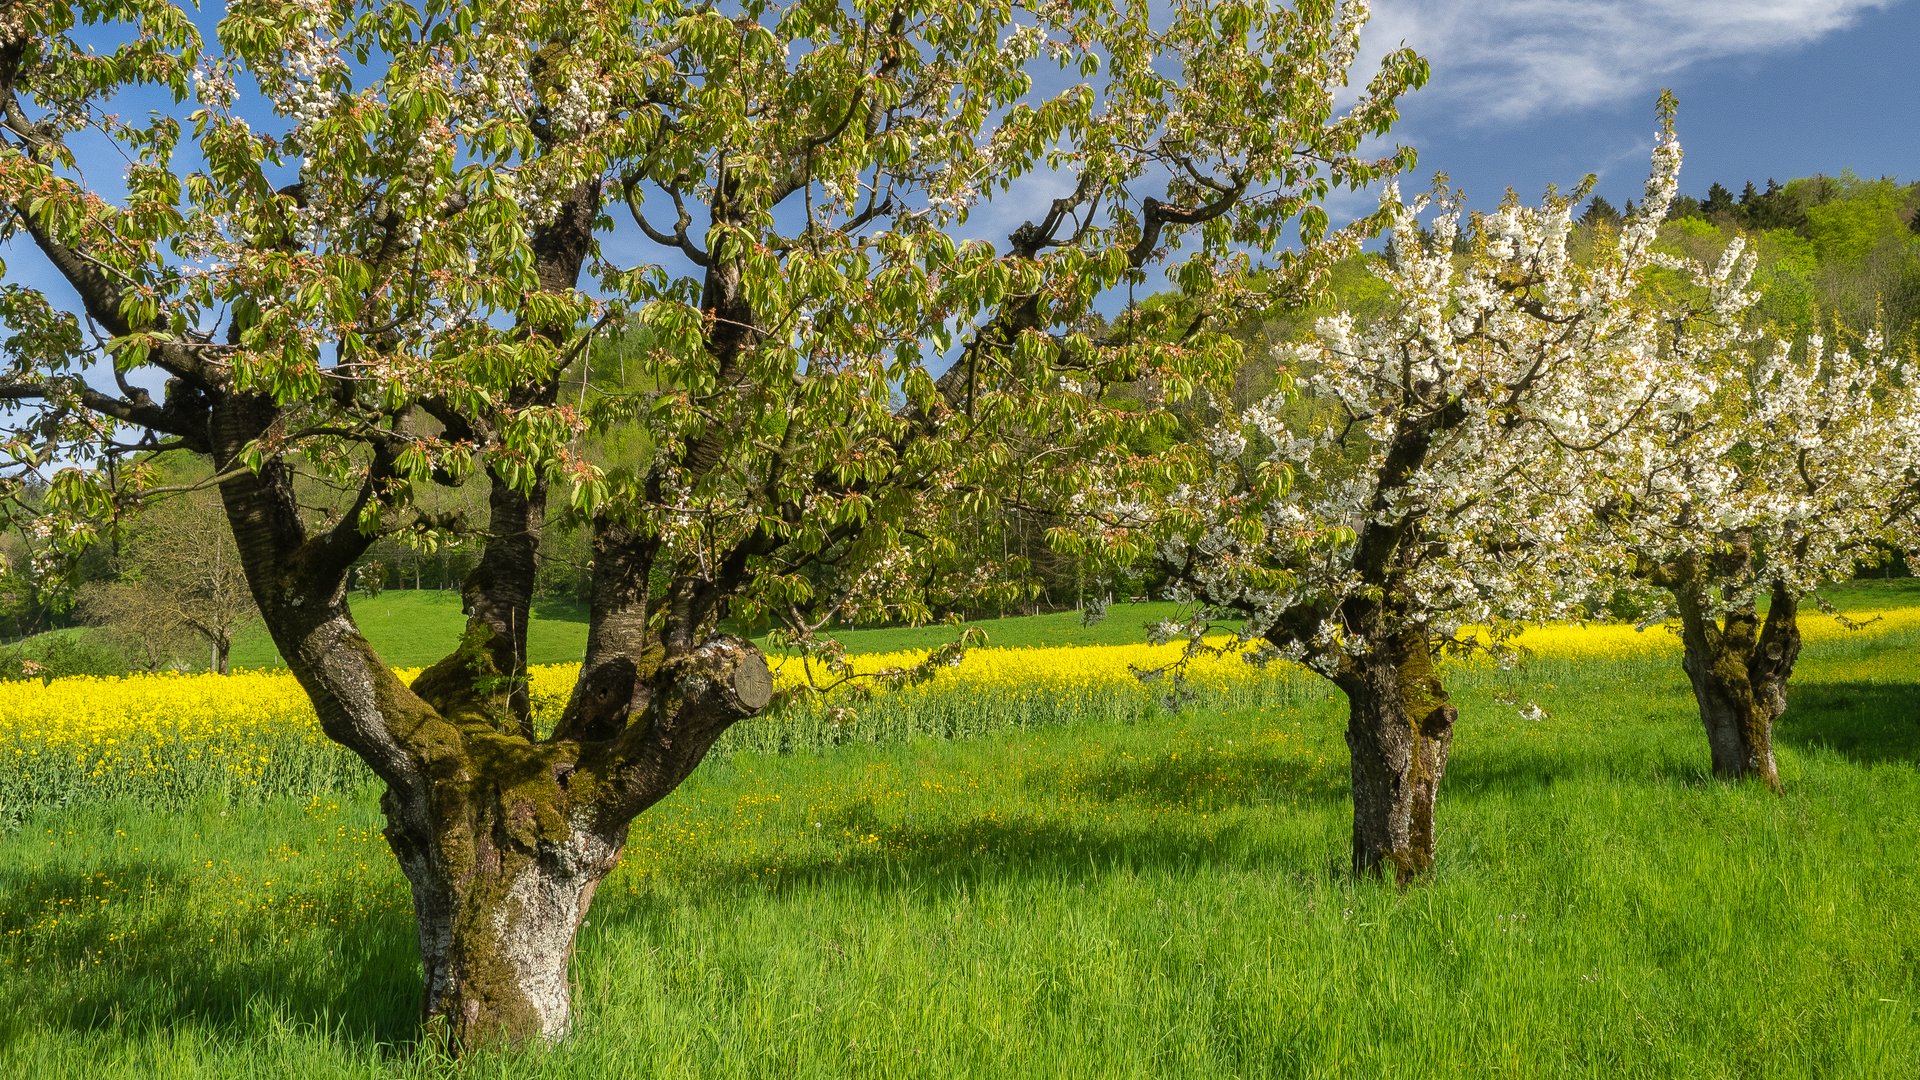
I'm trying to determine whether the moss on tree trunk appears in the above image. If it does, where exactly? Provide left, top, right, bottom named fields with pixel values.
left=1335, top=630, right=1456, bottom=883
left=380, top=736, right=622, bottom=1046
left=1674, top=583, right=1800, bottom=791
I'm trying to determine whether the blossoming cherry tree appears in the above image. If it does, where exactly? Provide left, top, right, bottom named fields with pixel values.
left=1162, top=125, right=1715, bottom=880
left=1594, top=317, right=1901, bottom=790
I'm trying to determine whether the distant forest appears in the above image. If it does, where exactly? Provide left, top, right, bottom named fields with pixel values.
left=1588, top=172, right=1920, bottom=341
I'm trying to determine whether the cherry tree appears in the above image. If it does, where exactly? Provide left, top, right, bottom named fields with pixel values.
left=1595, top=314, right=1901, bottom=790
left=1156, top=122, right=1716, bottom=881
left=0, top=0, right=1422, bottom=1046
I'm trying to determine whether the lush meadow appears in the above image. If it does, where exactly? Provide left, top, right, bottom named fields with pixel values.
left=2, top=597, right=1918, bottom=1077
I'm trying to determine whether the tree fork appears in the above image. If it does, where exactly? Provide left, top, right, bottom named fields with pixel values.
left=380, top=732, right=621, bottom=1048
left=1674, top=583, right=1799, bottom=790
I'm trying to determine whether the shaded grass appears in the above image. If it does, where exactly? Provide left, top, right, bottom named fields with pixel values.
left=3, top=622, right=1918, bottom=1077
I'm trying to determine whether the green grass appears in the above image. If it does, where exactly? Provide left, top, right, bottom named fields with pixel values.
left=222, top=593, right=1190, bottom=669
left=0, top=627, right=136, bottom=679
left=1815, top=576, right=1920, bottom=611
left=226, top=592, right=591, bottom=669
left=3, top=595, right=1918, bottom=1076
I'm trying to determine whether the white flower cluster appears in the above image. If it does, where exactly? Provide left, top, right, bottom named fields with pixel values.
left=1167, top=130, right=1780, bottom=667
left=0, top=7, right=29, bottom=44
left=259, top=0, right=349, bottom=142
left=545, top=73, right=610, bottom=141
left=191, top=60, right=239, bottom=110
left=1600, top=311, right=1904, bottom=616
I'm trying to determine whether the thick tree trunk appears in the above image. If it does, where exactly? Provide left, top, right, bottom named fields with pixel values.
left=388, top=634, right=769, bottom=1046
left=380, top=768, right=624, bottom=1046
left=1674, top=583, right=1799, bottom=790
left=191, top=181, right=749, bottom=1051
left=1334, top=631, right=1456, bottom=883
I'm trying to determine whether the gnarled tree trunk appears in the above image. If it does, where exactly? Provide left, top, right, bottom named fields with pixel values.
left=1333, top=629, right=1456, bottom=883
left=380, top=633, right=770, bottom=1047
left=275, top=606, right=772, bottom=1046
left=209, top=374, right=779, bottom=1048
left=378, top=739, right=620, bottom=1045
left=1673, top=581, right=1800, bottom=790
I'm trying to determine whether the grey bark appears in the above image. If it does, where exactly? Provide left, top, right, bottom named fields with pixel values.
left=1332, top=631, right=1456, bottom=883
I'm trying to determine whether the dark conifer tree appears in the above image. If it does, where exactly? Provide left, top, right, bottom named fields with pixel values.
left=1665, top=193, right=1703, bottom=220
left=1703, top=181, right=1737, bottom=220
left=1738, top=181, right=1760, bottom=227
left=1579, top=194, right=1622, bottom=228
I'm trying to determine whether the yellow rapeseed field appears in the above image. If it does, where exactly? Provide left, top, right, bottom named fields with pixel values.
left=1494, top=606, right=1920, bottom=659
left=3, top=608, right=1915, bottom=815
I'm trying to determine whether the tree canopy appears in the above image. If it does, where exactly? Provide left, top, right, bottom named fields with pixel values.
left=0, top=0, right=1426, bottom=1046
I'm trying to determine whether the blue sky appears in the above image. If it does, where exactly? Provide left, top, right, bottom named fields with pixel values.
left=1356, top=0, right=1920, bottom=212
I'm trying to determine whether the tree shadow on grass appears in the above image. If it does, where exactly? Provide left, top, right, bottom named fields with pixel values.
left=531, top=596, right=589, bottom=624
left=0, top=858, right=420, bottom=1050
left=1780, top=680, right=1920, bottom=767
left=0, top=742, right=1356, bottom=1052
left=597, top=813, right=1342, bottom=938
left=594, top=742, right=1358, bottom=932
left=1442, top=743, right=1716, bottom=797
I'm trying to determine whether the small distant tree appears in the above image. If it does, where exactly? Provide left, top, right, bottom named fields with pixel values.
left=75, top=578, right=193, bottom=671
left=79, top=490, right=260, bottom=674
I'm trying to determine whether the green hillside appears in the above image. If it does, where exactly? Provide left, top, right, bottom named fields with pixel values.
left=225, top=592, right=1194, bottom=669
left=225, top=591, right=591, bottom=670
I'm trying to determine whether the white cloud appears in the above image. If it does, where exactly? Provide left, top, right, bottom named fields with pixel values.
left=1361, top=0, right=1903, bottom=123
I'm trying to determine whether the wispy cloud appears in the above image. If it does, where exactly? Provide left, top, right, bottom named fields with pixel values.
left=1361, top=0, right=1904, bottom=124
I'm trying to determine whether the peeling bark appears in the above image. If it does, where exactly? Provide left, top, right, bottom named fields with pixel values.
left=1333, top=630, right=1456, bottom=883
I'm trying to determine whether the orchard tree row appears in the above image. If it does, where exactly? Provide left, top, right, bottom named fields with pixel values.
left=2, top=0, right=1917, bottom=1053
left=1137, top=109, right=1919, bottom=879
